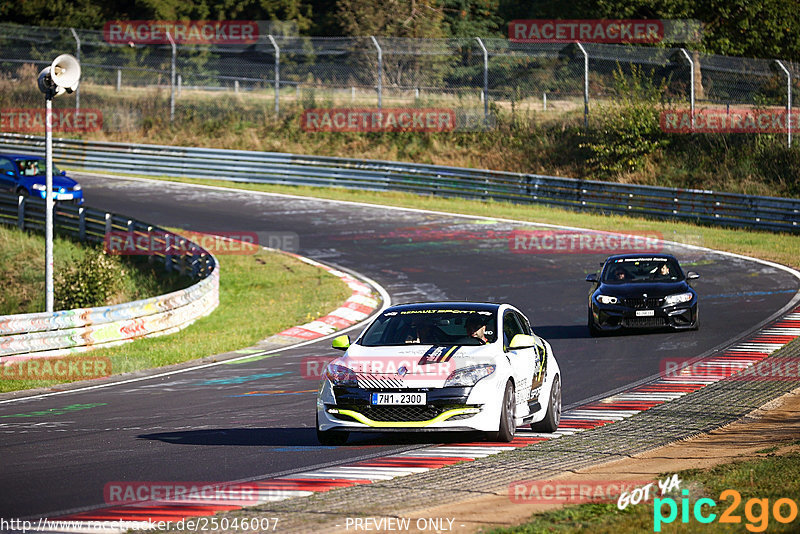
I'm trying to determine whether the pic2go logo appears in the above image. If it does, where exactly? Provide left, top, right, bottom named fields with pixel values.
left=654, top=489, right=799, bottom=532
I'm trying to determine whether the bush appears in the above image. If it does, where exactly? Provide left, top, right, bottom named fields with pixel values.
left=55, top=251, right=125, bottom=310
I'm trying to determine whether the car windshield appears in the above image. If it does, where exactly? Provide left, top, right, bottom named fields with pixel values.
left=602, top=257, right=683, bottom=283
left=360, top=308, right=498, bottom=346
left=16, top=159, right=60, bottom=177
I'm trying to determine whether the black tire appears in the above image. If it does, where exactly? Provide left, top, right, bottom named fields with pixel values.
left=531, top=374, right=561, bottom=433
left=16, top=187, right=28, bottom=198
left=691, top=307, right=700, bottom=331
left=588, top=308, right=602, bottom=337
left=316, top=414, right=349, bottom=446
left=491, top=380, right=516, bottom=442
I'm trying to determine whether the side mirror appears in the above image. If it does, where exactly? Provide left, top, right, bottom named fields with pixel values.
left=585, top=273, right=598, bottom=282
left=59, top=170, right=66, bottom=176
left=509, top=334, right=538, bottom=350
left=686, top=271, right=700, bottom=280
left=331, top=335, right=351, bottom=351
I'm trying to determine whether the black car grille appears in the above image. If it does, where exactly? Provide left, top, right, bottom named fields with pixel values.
left=334, top=405, right=474, bottom=422
left=623, top=297, right=663, bottom=308
left=623, top=317, right=667, bottom=328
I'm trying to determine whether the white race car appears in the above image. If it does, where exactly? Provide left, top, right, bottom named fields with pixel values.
left=316, top=302, right=561, bottom=444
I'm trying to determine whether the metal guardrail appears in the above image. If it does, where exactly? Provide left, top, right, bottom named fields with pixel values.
left=1, top=133, right=798, bottom=232
left=0, top=191, right=219, bottom=359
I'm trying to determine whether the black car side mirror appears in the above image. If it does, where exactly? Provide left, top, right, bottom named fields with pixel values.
left=686, top=271, right=700, bottom=280
left=585, top=273, right=598, bottom=282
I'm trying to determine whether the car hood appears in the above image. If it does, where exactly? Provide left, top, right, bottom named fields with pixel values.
left=597, top=280, right=691, bottom=298
left=332, top=343, right=497, bottom=388
left=22, top=174, right=78, bottom=190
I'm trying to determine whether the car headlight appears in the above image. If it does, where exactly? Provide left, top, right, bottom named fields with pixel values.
left=664, top=292, right=693, bottom=306
left=596, top=295, right=618, bottom=305
left=72, top=184, right=82, bottom=191
left=325, top=363, right=358, bottom=386
left=444, top=364, right=496, bottom=387
left=32, top=184, right=46, bottom=191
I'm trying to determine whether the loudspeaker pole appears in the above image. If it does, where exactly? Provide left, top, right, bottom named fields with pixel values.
left=45, top=93, right=54, bottom=312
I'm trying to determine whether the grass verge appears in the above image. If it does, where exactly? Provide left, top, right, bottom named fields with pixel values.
left=486, top=451, right=800, bottom=533
left=0, top=245, right=352, bottom=393
left=85, top=172, right=800, bottom=270
left=0, top=224, right=188, bottom=315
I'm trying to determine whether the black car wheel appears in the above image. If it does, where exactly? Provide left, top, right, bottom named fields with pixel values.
left=316, top=413, right=349, bottom=446
left=16, top=187, right=28, bottom=197
left=588, top=308, right=602, bottom=337
left=531, top=374, right=561, bottom=433
left=491, top=380, right=516, bottom=442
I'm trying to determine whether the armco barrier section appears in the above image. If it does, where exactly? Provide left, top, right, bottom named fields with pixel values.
left=0, top=192, right=219, bottom=360
left=1, top=133, right=798, bottom=233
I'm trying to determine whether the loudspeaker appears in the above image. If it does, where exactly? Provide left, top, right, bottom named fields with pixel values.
left=37, top=54, right=81, bottom=96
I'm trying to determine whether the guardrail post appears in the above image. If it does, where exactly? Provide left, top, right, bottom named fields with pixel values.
left=774, top=60, right=792, bottom=147
left=116, top=69, right=121, bottom=91
left=370, top=36, right=383, bottom=110
left=78, top=207, right=85, bottom=241
left=575, top=42, right=589, bottom=130
left=104, top=212, right=112, bottom=235
left=70, top=28, right=81, bottom=113
left=475, top=38, right=489, bottom=122
left=166, top=31, right=176, bottom=122
left=268, top=35, right=280, bottom=114
left=17, top=195, right=25, bottom=230
left=679, top=49, right=695, bottom=129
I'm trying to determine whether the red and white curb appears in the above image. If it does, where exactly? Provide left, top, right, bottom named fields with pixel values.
left=23, top=306, right=799, bottom=533
left=263, top=254, right=379, bottom=344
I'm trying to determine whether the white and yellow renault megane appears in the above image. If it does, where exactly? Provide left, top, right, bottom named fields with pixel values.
left=316, top=302, right=561, bottom=444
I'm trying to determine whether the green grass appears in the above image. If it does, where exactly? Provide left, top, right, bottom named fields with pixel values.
left=0, top=247, right=352, bottom=393
left=88, top=173, right=800, bottom=271
left=0, top=224, right=188, bottom=315
left=486, top=453, right=800, bottom=533
left=0, top=237, right=352, bottom=393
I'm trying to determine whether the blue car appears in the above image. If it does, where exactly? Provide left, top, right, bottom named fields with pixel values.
left=0, top=153, right=83, bottom=204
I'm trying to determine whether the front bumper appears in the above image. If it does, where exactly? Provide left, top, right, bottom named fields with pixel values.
left=590, top=301, right=697, bottom=331
left=316, top=377, right=504, bottom=433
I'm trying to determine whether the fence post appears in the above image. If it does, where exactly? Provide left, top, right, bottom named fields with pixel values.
left=774, top=60, right=792, bottom=147
left=575, top=42, right=589, bottom=130
left=166, top=31, right=176, bottom=122
left=17, top=195, right=25, bottom=231
left=116, top=69, right=121, bottom=91
left=679, top=49, right=695, bottom=130
left=475, top=37, right=489, bottom=122
left=70, top=28, right=81, bottom=113
left=370, top=36, right=383, bottom=110
left=78, top=207, right=85, bottom=241
left=267, top=34, right=280, bottom=114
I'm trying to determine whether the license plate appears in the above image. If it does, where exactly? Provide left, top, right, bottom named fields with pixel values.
left=55, top=193, right=74, bottom=200
left=636, top=310, right=655, bottom=317
left=371, top=392, right=426, bottom=405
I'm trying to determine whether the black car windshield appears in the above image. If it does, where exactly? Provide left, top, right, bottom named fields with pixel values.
left=602, top=257, right=683, bottom=283
left=360, top=308, right=498, bottom=346
left=16, top=159, right=60, bottom=177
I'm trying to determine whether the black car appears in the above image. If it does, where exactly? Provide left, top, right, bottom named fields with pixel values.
left=586, top=254, right=699, bottom=335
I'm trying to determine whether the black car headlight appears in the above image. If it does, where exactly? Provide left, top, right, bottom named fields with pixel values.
left=325, top=363, right=358, bottom=386
left=596, top=294, right=618, bottom=305
left=664, top=292, right=693, bottom=306
left=444, top=364, right=495, bottom=387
